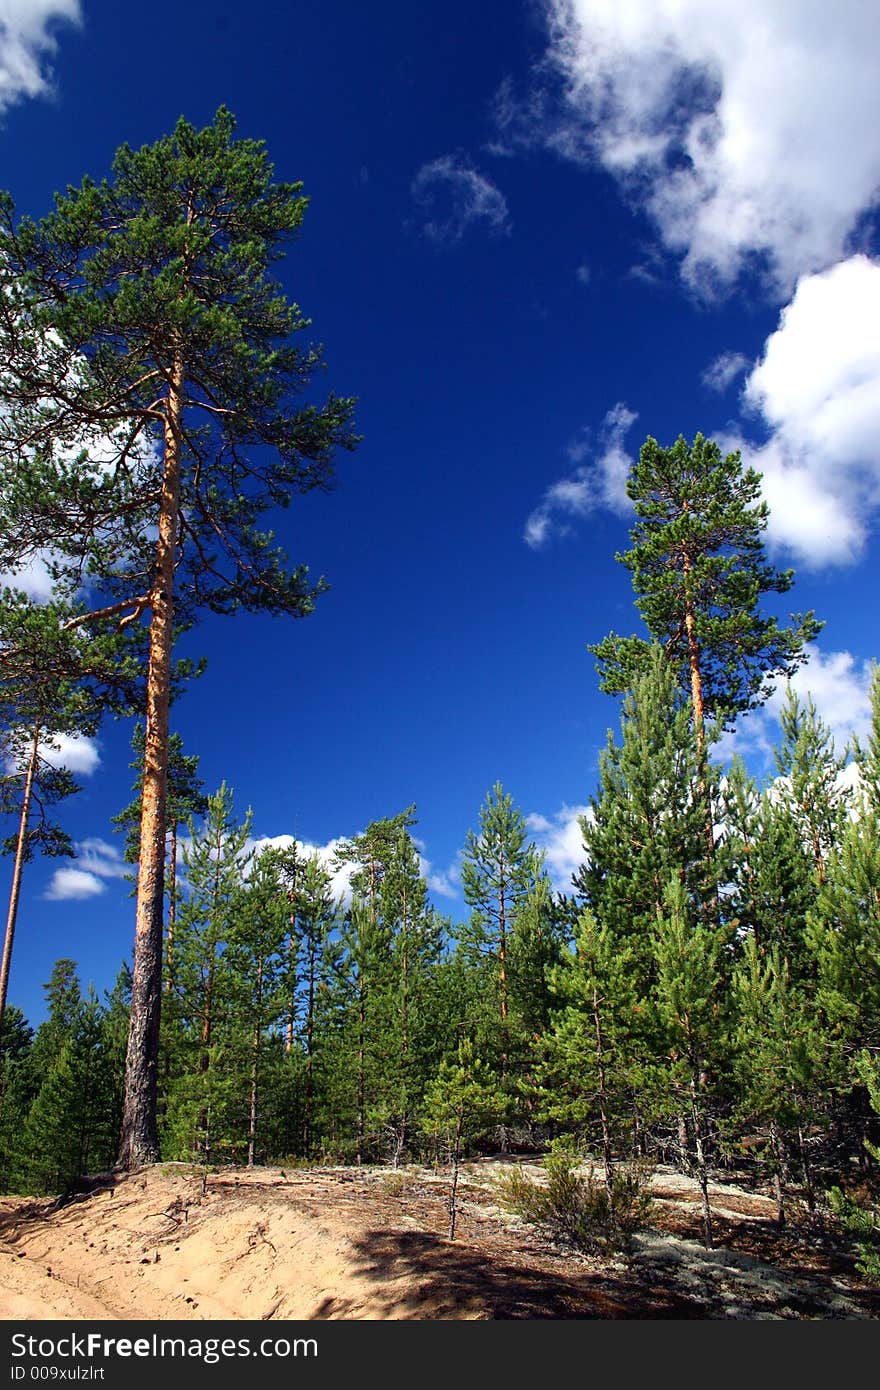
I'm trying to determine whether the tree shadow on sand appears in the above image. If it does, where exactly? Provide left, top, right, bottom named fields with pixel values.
left=311, top=1226, right=708, bottom=1320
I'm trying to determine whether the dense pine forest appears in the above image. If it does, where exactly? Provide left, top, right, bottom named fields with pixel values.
left=0, top=111, right=878, bottom=1279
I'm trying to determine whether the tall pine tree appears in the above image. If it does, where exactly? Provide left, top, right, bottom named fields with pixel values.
left=0, top=109, right=357, bottom=1166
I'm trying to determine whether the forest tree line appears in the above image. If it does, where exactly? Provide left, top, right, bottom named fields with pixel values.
left=1, top=654, right=878, bottom=1253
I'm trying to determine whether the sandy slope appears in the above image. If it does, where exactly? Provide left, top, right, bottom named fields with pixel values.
left=0, top=1162, right=876, bottom=1321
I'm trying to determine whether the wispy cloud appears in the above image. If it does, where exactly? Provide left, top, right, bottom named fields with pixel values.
left=43, top=836, right=128, bottom=901
left=509, top=0, right=880, bottom=295
left=0, top=1, right=81, bottom=116
left=411, top=155, right=510, bottom=246
left=524, top=402, right=636, bottom=548
left=702, top=350, right=750, bottom=393
left=77, top=838, right=128, bottom=879
left=413, top=840, right=462, bottom=901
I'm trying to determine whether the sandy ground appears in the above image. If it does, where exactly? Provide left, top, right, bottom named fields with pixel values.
left=0, top=1160, right=876, bottom=1321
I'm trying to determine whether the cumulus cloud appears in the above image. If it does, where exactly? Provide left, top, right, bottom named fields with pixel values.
left=44, top=866, right=105, bottom=901
left=248, top=833, right=358, bottom=904
left=38, top=732, right=100, bottom=776
left=249, top=831, right=464, bottom=906
left=702, top=351, right=750, bottom=393
left=3, top=731, right=100, bottom=777
left=526, top=0, right=880, bottom=293
left=411, top=155, right=510, bottom=245
left=0, top=0, right=80, bottom=115
left=717, top=644, right=875, bottom=765
left=524, top=402, right=636, bottom=548
left=526, top=804, right=589, bottom=893
left=734, top=255, right=880, bottom=566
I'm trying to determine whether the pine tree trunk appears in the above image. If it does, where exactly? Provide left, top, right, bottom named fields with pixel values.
left=304, top=938, right=316, bottom=1157
left=286, top=877, right=298, bottom=1053
left=0, top=724, right=39, bottom=1029
left=197, top=951, right=216, bottom=1156
left=683, top=593, right=720, bottom=923
left=498, top=870, right=509, bottom=1154
left=690, top=1072, right=713, bottom=1250
left=356, top=973, right=365, bottom=1166
left=118, top=349, right=185, bottom=1170
left=247, top=958, right=263, bottom=1168
left=164, top=823, right=178, bottom=994
left=286, top=922, right=296, bottom=1054
left=797, top=1123, right=815, bottom=1212
left=770, top=1121, right=786, bottom=1229
left=592, top=984, right=615, bottom=1214
left=448, top=1116, right=463, bottom=1240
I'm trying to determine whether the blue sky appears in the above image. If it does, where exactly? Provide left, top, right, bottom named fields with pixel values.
left=3, top=0, right=880, bottom=1024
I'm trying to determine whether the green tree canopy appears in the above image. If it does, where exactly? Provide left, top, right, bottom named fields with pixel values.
left=590, top=433, right=821, bottom=736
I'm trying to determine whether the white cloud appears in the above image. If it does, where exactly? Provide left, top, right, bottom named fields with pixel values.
left=44, top=866, right=105, bottom=901
left=718, top=644, right=874, bottom=765
left=574, top=263, right=591, bottom=285
left=702, top=351, right=750, bottom=393
left=420, top=851, right=462, bottom=901
left=524, top=402, right=635, bottom=548
left=426, top=869, right=459, bottom=901
left=3, top=730, right=100, bottom=777
left=248, top=833, right=357, bottom=904
left=526, top=803, right=589, bottom=893
left=38, top=731, right=100, bottom=776
left=527, top=258, right=880, bottom=569
left=532, top=0, right=880, bottom=292
left=0, top=1, right=80, bottom=115
left=734, top=255, right=880, bottom=566
left=0, top=551, right=58, bottom=601
left=411, top=155, right=510, bottom=245
left=43, top=837, right=129, bottom=902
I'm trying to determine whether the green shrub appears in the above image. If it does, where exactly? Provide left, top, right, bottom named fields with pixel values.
left=828, top=1186, right=880, bottom=1283
left=495, top=1148, right=653, bottom=1254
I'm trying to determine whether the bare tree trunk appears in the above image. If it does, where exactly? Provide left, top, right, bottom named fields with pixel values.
left=0, top=724, right=39, bottom=1029
left=118, top=350, right=185, bottom=1170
